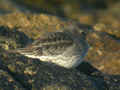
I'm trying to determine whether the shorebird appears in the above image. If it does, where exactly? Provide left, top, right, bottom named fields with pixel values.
left=10, top=25, right=89, bottom=68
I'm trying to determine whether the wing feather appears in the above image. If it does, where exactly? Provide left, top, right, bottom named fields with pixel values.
left=12, top=32, right=74, bottom=56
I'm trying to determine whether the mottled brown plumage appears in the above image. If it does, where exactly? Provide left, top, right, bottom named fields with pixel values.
left=11, top=27, right=89, bottom=68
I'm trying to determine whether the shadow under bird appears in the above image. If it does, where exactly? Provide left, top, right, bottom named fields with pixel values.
left=9, top=26, right=89, bottom=68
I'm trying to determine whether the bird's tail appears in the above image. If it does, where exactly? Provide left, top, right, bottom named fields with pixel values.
left=8, top=48, right=29, bottom=53
left=8, top=47, right=38, bottom=56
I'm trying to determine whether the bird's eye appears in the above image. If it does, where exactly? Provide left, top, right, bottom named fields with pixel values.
left=79, top=31, right=86, bottom=36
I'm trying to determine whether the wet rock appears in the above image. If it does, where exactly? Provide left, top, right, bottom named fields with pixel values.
left=0, top=69, right=25, bottom=90
left=103, top=75, right=120, bottom=90
left=0, top=26, right=32, bottom=49
left=86, top=31, right=120, bottom=75
left=93, top=4, right=120, bottom=38
left=0, top=50, right=98, bottom=90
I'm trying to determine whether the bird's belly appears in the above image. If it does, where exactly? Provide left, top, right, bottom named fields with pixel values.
left=24, top=54, right=83, bottom=68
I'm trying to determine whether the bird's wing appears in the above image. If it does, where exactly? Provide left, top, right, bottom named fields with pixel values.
left=15, top=32, right=74, bottom=56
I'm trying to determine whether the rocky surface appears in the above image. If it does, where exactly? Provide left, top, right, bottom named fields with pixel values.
left=0, top=49, right=100, bottom=90
left=0, top=0, right=120, bottom=90
left=0, top=13, right=119, bottom=90
left=0, top=69, right=25, bottom=90
left=86, top=31, right=120, bottom=75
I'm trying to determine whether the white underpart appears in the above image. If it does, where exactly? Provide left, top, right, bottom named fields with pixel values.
left=21, top=44, right=85, bottom=68
left=24, top=54, right=83, bottom=68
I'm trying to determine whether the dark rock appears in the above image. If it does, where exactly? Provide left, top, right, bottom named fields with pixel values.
left=0, top=50, right=98, bottom=90
left=0, top=69, right=25, bottom=90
